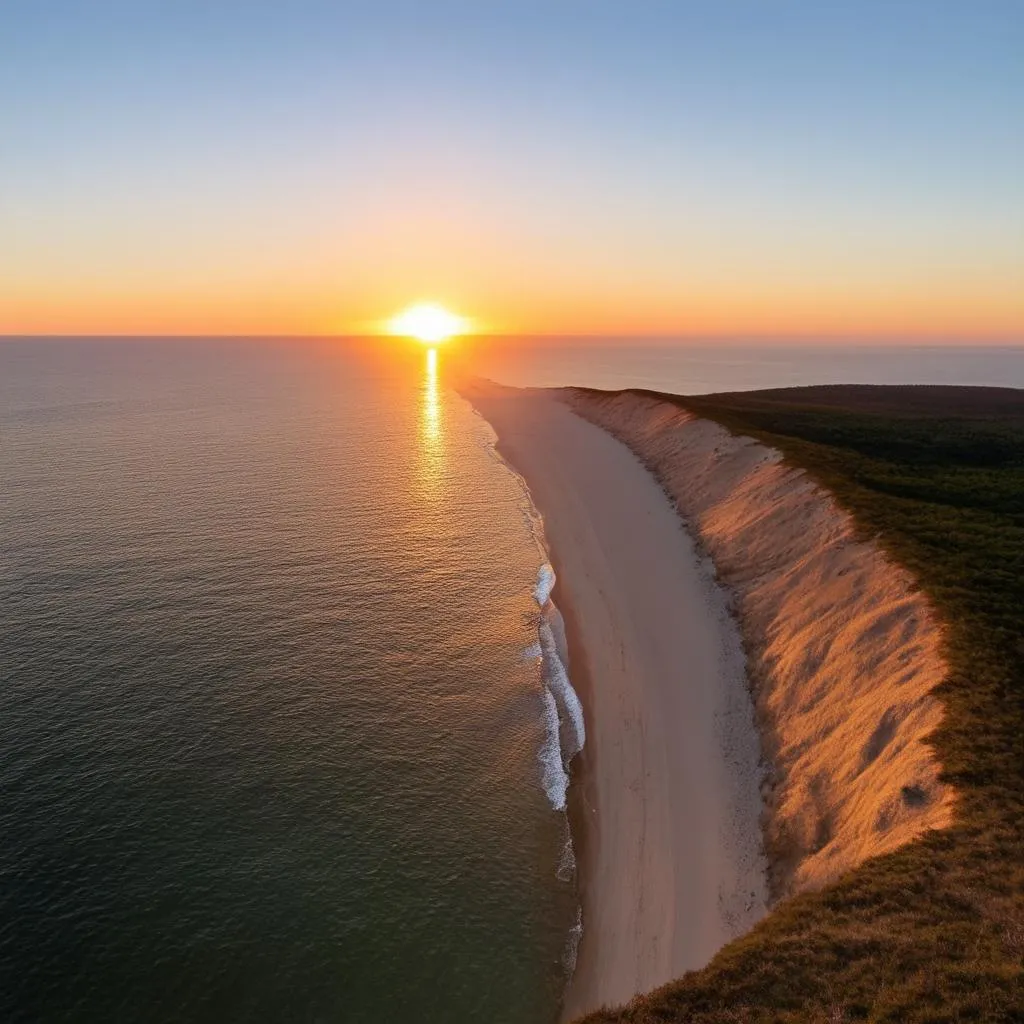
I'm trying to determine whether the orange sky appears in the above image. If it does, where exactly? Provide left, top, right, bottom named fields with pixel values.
left=4, top=178, right=1022, bottom=339
left=5, top=268, right=1022, bottom=341
left=3, top=4, right=1022, bottom=341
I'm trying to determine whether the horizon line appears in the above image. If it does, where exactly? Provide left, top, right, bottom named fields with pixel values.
left=2, top=332, right=1023, bottom=346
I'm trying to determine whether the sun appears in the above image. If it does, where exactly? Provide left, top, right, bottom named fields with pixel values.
left=388, top=303, right=468, bottom=344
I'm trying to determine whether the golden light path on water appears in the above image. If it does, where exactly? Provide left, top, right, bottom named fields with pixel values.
left=420, top=346, right=443, bottom=496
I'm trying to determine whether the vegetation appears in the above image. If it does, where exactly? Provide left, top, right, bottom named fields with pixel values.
left=575, top=385, right=1024, bottom=1024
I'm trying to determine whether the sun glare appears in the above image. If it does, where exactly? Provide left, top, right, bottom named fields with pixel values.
left=388, top=303, right=468, bottom=344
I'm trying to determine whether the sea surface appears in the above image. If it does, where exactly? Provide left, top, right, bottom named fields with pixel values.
left=1, top=338, right=577, bottom=1024
left=2, top=337, right=1022, bottom=1023
left=457, top=337, right=1024, bottom=393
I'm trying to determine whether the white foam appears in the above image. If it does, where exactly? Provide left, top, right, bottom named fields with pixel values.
left=530, top=563, right=586, bottom=807
left=563, top=904, right=583, bottom=975
left=557, top=829, right=576, bottom=882
left=539, top=686, right=570, bottom=811
left=534, top=562, right=556, bottom=607
left=522, top=641, right=542, bottom=662
left=540, top=618, right=586, bottom=757
left=547, top=603, right=571, bottom=667
left=473, top=416, right=584, bottom=975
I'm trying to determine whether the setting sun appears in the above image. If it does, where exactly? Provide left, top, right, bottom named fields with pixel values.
left=388, top=303, right=468, bottom=344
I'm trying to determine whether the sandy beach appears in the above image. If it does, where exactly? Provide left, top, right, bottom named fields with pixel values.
left=463, top=382, right=768, bottom=1019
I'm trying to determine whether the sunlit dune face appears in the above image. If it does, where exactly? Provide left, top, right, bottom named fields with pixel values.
left=388, top=303, right=468, bottom=344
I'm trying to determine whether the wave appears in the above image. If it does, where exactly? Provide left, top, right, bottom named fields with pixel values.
left=534, top=562, right=556, bottom=606
left=532, top=562, right=585, bottom=806
left=539, top=686, right=570, bottom=811
left=540, top=613, right=585, bottom=757
left=467, top=407, right=585, bottom=980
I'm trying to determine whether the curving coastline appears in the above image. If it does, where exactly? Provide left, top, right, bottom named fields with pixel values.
left=461, top=379, right=955, bottom=1020
left=462, top=380, right=769, bottom=1019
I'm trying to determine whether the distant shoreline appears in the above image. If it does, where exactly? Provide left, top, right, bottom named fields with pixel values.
left=462, top=378, right=959, bottom=1021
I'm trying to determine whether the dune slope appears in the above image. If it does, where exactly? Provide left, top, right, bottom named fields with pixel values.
left=566, top=388, right=953, bottom=895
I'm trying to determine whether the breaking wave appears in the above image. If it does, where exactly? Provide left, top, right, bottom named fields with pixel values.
left=540, top=613, right=585, bottom=757
left=534, top=562, right=556, bottom=606
left=539, top=686, right=570, bottom=810
left=531, top=562, right=585, bottom=810
left=467, top=406, right=585, bottom=983
left=530, top=565, right=586, bottom=982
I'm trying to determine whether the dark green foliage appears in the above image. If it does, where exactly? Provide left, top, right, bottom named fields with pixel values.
left=573, top=385, right=1024, bottom=1024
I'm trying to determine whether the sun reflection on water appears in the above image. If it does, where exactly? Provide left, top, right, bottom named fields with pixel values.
left=424, top=348, right=439, bottom=437
left=419, top=347, right=443, bottom=495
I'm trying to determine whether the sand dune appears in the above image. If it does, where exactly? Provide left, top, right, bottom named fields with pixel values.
left=568, top=388, right=953, bottom=895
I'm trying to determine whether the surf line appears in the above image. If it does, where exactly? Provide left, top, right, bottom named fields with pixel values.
left=531, top=561, right=587, bottom=978
left=464, top=396, right=587, bottom=977
left=532, top=563, right=586, bottom=812
left=470, top=403, right=587, bottom=813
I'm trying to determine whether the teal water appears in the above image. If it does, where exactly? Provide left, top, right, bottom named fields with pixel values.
left=0, top=338, right=576, bottom=1023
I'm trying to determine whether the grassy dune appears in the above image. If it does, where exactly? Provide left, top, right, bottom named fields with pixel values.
left=575, top=385, right=1024, bottom=1024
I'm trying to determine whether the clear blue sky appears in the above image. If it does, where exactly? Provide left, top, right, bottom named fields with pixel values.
left=2, top=0, right=1022, bottom=336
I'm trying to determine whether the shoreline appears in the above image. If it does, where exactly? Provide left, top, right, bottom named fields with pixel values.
left=462, top=380, right=769, bottom=1019
left=549, top=567, right=597, bottom=1008
left=481, top=402, right=598, bottom=986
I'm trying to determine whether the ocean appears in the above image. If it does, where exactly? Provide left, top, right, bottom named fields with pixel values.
left=2, top=337, right=1022, bottom=1023
left=1, top=338, right=577, bottom=1023
left=456, top=337, right=1024, bottom=393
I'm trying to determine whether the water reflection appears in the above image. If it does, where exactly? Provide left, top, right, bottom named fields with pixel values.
left=423, top=348, right=440, bottom=439
left=419, top=347, right=443, bottom=495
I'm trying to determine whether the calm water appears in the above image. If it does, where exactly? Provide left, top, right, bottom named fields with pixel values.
left=458, top=337, right=1024, bottom=393
left=3, top=337, right=1022, bottom=1022
left=1, top=339, right=574, bottom=1023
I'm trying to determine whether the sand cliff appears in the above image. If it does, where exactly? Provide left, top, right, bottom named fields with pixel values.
left=565, top=388, right=954, bottom=896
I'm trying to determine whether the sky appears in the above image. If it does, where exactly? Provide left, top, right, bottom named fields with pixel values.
left=2, top=0, right=1022, bottom=339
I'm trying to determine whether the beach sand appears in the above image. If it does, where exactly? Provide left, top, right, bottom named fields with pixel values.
left=463, top=382, right=768, bottom=1020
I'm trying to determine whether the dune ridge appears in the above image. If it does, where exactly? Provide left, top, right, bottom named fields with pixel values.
left=565, top=388, right=954, bottom=895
